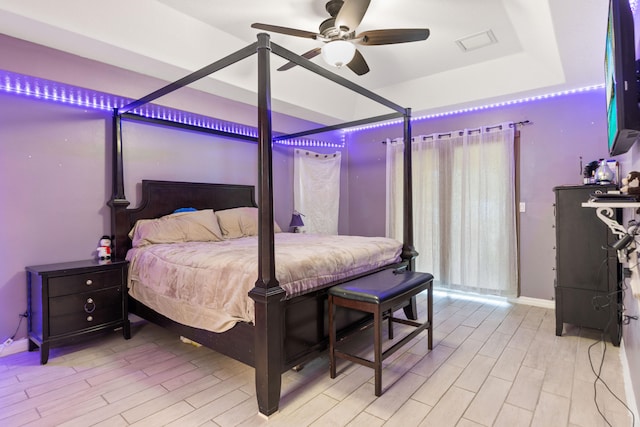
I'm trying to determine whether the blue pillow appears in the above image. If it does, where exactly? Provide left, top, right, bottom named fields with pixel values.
left=173, top=207, right=197, bottom=213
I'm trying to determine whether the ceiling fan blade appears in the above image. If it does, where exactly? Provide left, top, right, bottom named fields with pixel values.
left=335, top=0, right=371, bottom=31
left=251, top=23, right=318, bottom=40
left=347, top=49, right=370, bottom=75
left=277, top=47, right=322, bottom=71
left=358, top=29, right=430, bottom=45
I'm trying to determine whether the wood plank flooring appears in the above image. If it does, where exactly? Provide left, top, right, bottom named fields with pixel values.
left=0, top=291, right=635, bottom=426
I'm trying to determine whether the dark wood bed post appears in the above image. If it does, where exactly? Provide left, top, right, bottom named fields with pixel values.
left=402, top=109, right=418, bottom=268
left=248, top=32, right=286, bottom=417
left=108, top=109, right=130, bottom=261
left=401, top=109, right=419, bottom=319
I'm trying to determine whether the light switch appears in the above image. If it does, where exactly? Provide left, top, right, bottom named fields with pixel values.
left=519, top=202, right=526, bottom=213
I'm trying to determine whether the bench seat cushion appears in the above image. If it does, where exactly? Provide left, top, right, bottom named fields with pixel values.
left=329, top=270, right=434, bottom=304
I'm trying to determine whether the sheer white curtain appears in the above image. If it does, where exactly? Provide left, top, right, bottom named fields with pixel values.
left=386, top=122, right=518, bottom=296
left=294, top=149, right=342, bottom=234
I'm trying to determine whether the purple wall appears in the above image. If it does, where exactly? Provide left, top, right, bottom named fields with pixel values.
left=345, top=130, right=387, bottom=236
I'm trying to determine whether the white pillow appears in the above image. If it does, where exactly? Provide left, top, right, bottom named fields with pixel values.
left=216, top=207, right=282, bottom=239
left=129, top=209, right=224, bottom=247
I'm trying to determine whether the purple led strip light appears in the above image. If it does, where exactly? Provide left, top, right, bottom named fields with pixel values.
left=0, top=70, right=343, bottom=148
left=343, top=84, right=605, bottom=133
left=1, top=69, right=604, bottom=142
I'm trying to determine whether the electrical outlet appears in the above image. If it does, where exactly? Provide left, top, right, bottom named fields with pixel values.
left=3, top=338, right=13, bottom=347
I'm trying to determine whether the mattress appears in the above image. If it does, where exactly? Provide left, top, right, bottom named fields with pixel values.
left=126, top=233, right=402, bottom=332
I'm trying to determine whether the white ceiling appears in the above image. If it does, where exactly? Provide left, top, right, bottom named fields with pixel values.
left=0, top=0, right=609, bottom=125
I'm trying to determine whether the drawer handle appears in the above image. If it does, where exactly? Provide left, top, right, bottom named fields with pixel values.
left=87, top=315, right=93, bottom=322
left=86, top=279, right=93, bottom=286
left=84, top=298, right=96, bottom=314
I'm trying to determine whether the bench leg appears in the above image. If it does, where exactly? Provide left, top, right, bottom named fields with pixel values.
left=427, top=284, right=433, bottom=350
left=329, top=295, right=337, bottom=379
left=403, top=296, right=418, bottom=320
left=374, top=308, right=382, bottom=397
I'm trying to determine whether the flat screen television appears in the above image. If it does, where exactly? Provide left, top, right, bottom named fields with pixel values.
left=605, top=0, right=640, bottom=156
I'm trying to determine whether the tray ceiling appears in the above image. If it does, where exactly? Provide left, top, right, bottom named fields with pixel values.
left=0, top=0, right=610, bottom=125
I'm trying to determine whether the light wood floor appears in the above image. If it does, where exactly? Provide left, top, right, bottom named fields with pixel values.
left=0, top=291, right=635, bottom=426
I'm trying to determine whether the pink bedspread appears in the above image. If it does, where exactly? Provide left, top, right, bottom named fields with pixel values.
left=126, top=233, right=402, bottom=332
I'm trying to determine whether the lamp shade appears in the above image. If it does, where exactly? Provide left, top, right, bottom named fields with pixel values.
left=321, top=40, right=356, bottom=68
left=290, top=213, right=304, bottom=228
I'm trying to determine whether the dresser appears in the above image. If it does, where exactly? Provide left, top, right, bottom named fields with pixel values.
left=26, top=259, right=131, bottom=364
left=553, top=185, right=622, bottom=345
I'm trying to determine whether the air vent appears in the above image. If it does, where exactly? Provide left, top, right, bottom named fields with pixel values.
left=455, top=29, right=497, bottom=52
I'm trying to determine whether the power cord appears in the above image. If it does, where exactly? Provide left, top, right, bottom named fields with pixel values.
left=589, top=281, right=636, bottom=427
left=622, top=239, right=640, bottom=327
left=0, top=312, right=27, bottom=356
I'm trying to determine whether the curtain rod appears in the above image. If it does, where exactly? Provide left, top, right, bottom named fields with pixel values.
left=380, top=120, right=533, bottom=143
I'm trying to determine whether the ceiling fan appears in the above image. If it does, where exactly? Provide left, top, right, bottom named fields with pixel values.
left=251, top=0, right=430, bottom=76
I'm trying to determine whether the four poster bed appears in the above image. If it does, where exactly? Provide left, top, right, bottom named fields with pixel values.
left=108, top=33, right=417, bottom=416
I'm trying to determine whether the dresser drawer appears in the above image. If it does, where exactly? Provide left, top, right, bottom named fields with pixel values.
left=49, top=269, right=122, bottom=297
left=49, top=287, right=123, bottom=336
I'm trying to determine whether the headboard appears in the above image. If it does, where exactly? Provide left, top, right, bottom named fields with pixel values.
left=111, top=180, right=257, bottom=260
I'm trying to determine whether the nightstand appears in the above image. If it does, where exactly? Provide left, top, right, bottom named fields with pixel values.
left=26, top=259, right=131, bottom=364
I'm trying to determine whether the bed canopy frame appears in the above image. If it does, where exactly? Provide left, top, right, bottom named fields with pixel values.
left=108, top=33, right=416, bottom=416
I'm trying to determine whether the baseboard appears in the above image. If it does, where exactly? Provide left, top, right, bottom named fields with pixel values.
left=433, top=288, right=555, bottom=309
left=0, top=338, right=29, bottom=358
left=621, top=339, right=640, bottom=423
left=509, top=296, right=555, bottom=309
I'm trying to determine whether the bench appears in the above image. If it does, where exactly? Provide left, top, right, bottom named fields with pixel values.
left=328, top=269, right=434, bottom=396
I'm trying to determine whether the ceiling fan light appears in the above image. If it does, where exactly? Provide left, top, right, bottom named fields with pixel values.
left=321, top=40, right=356, bottom=68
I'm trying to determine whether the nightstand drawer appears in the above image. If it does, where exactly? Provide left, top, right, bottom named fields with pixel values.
left=49, top=269, right=122, bottom=297
left=49, top=287, right=123, bottom=336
